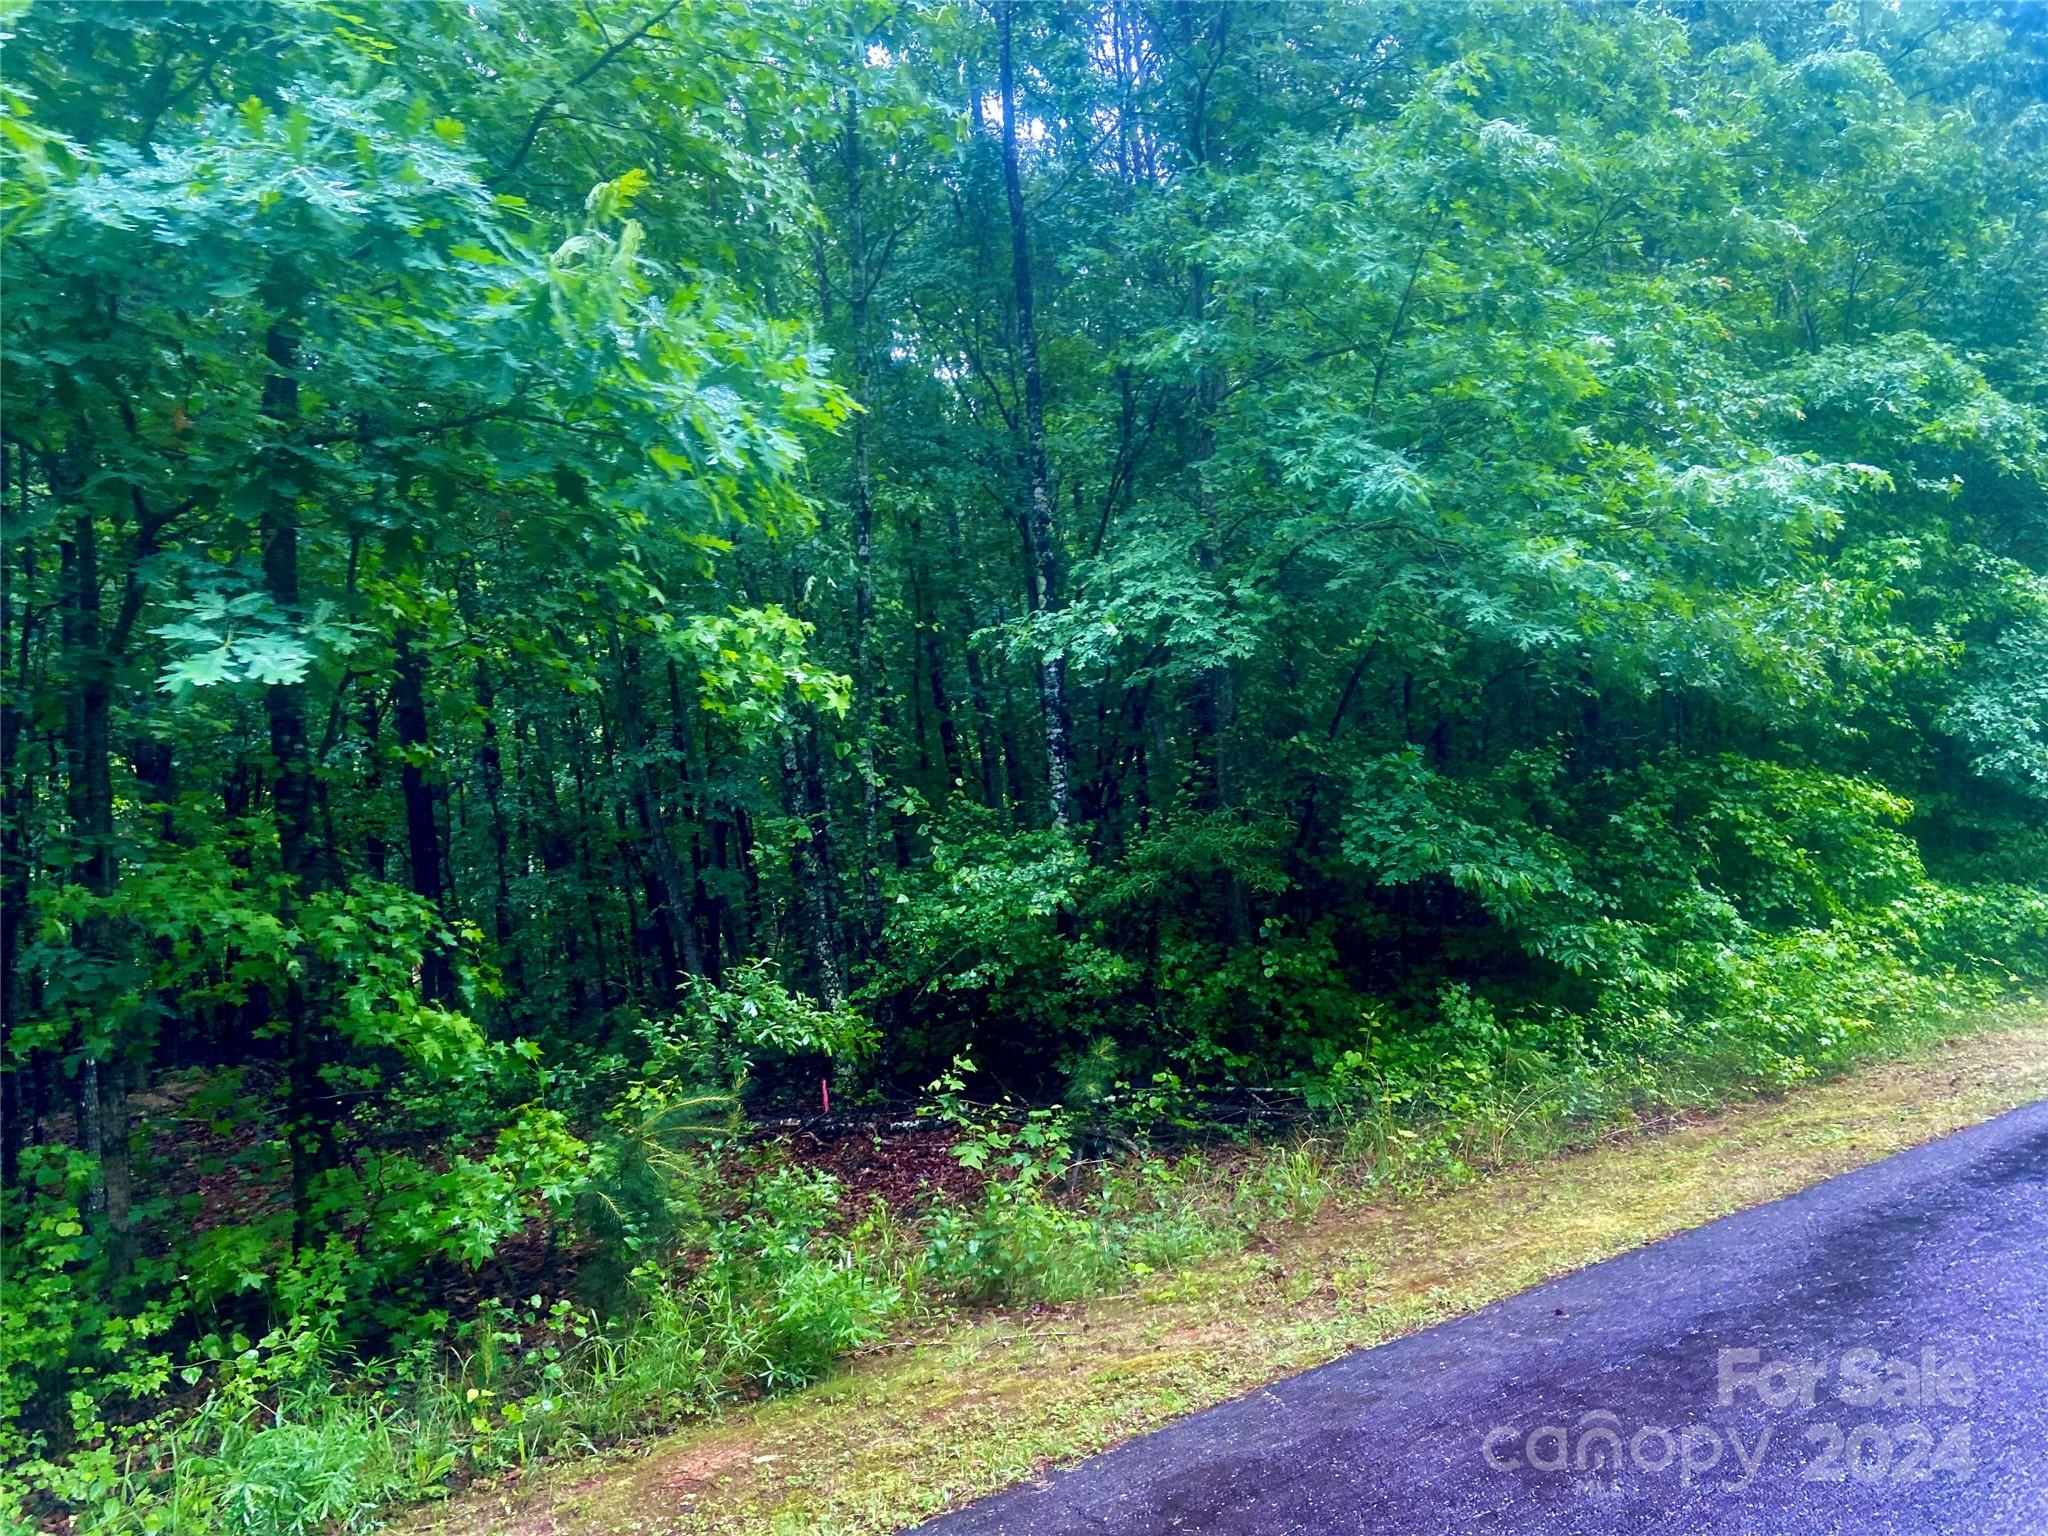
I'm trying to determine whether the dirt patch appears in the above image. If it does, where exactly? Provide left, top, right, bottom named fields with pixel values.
left=652, top=1436, right=760, bottom=1505
left=772, top=1120, right=987, bottom=1215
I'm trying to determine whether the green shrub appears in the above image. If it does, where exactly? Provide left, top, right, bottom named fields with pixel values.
left=697, top=1167, right=905, bottom=1387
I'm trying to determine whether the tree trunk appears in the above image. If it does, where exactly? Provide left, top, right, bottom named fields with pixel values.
left=261, top=313, right=331, bottom=1250
left=782, top=717, right=848, bottom=1012
left=943, top=504, right=1005, bottom=811
left=475, top=654, right=516, bottom=955
left=2, top=459, right=37, bottom=1192
left=840, top=78, right=888, bottom=951
left=908, top=539, right=965, bottom=794
left=392, top=611, right=453, bottom=1002
left=666, top=658, right=720, bottom=979
left=59, top=486, right=134, bottom=1283
left=613, top=636, right=705, bottom=989
left=998, top=0, right=1072, bottom=831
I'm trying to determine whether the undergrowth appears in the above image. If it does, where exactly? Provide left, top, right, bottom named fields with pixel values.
left=8, top=971, right=2031, bottom=1536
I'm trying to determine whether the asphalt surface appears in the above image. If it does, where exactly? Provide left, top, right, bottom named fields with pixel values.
left=914, top=1098, right=2048, bottom=1535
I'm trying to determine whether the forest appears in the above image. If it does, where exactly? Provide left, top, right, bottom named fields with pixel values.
left=3, top=0, right=2047, bottom=1530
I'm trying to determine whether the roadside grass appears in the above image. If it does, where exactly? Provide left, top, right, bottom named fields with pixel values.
left=416, top=1007, right=2048, bottom=1536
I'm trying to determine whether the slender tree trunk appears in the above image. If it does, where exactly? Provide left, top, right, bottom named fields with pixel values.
left=991, top=598, right=1032, bottom=828
left=998, top=0, right=1072, bottom=831
left=567, top=707, right=611, bottom=1012
left=130, top=734, right=182, bottom=1070
left=356, top=694, right=388, bottom=880
left=912, top=549, right=965, bottom=792
left=770, top=554, right=849, bottom=1009
left=2, top=459, right=37, bottom=1191
left=475, top=658, right=515, bottom=956
left=392, top=611, right=453, bottom=1002
left=261, top=313, right=330, bottom=1250
left=530, top=710, right=587, bottom=1018
left=782, top=716, right=848, bottom=1012
left=840, top=78, right=887, bottom=951
left=665, top=659, right=720, bottom=979
left=59, top=487, right=134, bottom=1282
left=613, top=636, right=704, bottom=988
left=734, top=802, right=763, bottom=958
left=535, top=760, right=583, bottom=1006
left=943, top=505, right=1005, bottom=811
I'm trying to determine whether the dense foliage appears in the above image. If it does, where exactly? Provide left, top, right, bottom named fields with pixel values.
left=3, top=0, right=2046, bottom=1527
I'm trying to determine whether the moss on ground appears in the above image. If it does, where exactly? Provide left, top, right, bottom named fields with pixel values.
left=419, top=1009, right=2048, bottom=1536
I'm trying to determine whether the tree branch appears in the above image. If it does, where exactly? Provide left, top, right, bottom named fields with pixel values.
left=500, top=0, right=685, bottom=177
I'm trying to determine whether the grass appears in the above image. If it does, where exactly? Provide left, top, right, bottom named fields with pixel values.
left=414, top=1005, right=2048, bottom=1536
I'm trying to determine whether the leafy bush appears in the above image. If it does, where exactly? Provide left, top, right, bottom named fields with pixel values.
left=642, top=961, right=877, bottom=1096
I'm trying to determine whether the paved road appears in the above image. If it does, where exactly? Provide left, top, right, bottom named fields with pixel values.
left=915, top=1099, right=2048, bottom=1535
